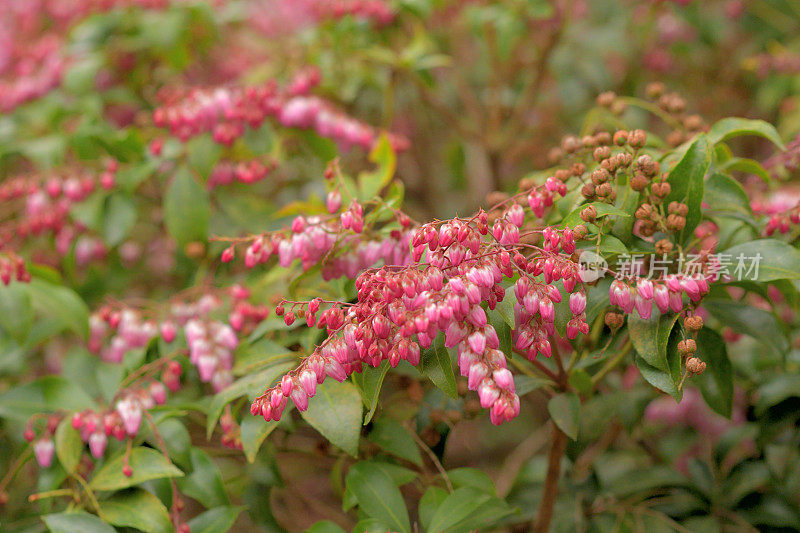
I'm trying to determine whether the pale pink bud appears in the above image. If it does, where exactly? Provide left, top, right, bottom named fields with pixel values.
left=149, top=382, right=167, bottom=405
left=478, top=379, right=500, bottom=408
left=291, top=388, right=309, bottom=411
left=298, top=370, right=317, bottom=396
left=34, top=439, right=55, bottom=468
left=637, top=279, right=654, bottom=300
left=89, top=432, right=107, bottom=458
left=654, top=284, right=670, bottom=313
left=115, top=398, right=142, bottom=436
left=326, top=190, right=342, bottom=213
left=467, top=362, right=489, bottom=390
left=493, top=368, right=515, bottom=392
left=467, top=331, right=486, bottom=354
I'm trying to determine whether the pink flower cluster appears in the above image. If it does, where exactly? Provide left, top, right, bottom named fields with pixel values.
left=207, top=159, right=275, bottom=189
left=227, top=214, right=414, bottom=281
left=90, top=289, right=265, bottom=393
left=249, top=0, right=394, bottom=38
left=0, top=163, right=117, bottom=266
left=608, top=274, right=711, bottom=319
left=153, top=75, right=408, bottom=151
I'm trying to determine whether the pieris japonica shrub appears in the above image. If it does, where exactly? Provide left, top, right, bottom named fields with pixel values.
left=2, top=1, right=800, bottom=533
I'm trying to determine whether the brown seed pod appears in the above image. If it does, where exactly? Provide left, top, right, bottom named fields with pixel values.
left=570, top=163, right=586, bottom=177
left=594, top=132, right=612, bottom=146
left=591, top=168, right=610, bottom=185
left=686, top=357, right=706, bottom=375
left=635, top=203, right=653, bottom=220
left=678, top=339, right=697, bottom=354
left=630, top=174, right=649, bottom=191
left=655, top=239, right=674, bottom=254
left=646, top=81, right=666, bottom=99
left=605, top=312, right=624, bottom=330
left=597, top=91, right=616, bottom=108
left=613, top=130, right=629, bottom=146
left=555, top=169, right=571, bottom=182
left=666, top=214, right=686, bottom=232
left=611, top=100, right=627, bottom=115
left=685, top=315, right=704, bottom=331
left=581, top=183, right=596, bottom=200
left=652, top=182, right=671, bottom=198
left=580, top=205, right=598, bottom=222
left=573, top=224, right=588, bottom=240
left=628, top=129, right=647, bottom=149
left=639, top=221, right=656, bottom=237
left=596, top=182, right=613, bottom=197
left=561, top=135, right=581, bottom=154
left=593, top=146, right=612, bottom=162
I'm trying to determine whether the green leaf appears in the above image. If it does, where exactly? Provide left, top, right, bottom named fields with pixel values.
left=186, top=506, right=243, bottom=533
left=419, top=487, right=449, bottom=532
left=0, top=282, right=33, bottom=343
left=357, top=134, right=397, bottom=202
left=720, top=240, right=800, bottom=282
left=694, top=328, right=733, bottom=418
left=568, top=369, right=593, bottom=396
left=103, top=193, right=137, bottom=246
left=90, top=447, right=184, bottom=491
left=187, top=135, right=222, bottom=178
left=367, top=419, right=423, bottom=466
left=547, top=393, right=580, bottom=440
left=447, top=467, right=496, bottom=494
left=703, top=173, right=752, bottom=216
left=562, top=202, right=630, bottom=228
left=99, top=488, right=172, bottom=533
left=206, top=362, right=293, bottom=438
left=720, top=157, right=772, bottom=183
left=54, top=418, right=83, bottom=474
left=635, top=354, right=682, bottom=401
left=42, top=511, right=116, bottom=533
left=301, top=379, right=363, bottom=457
left=665, top=135, right=711, bottom=241
left=420, top=334, right=458, bottom=399
left=628, top=312, right=680, bottom=373
left=178, top=448, right=229, bottom=508
left=240, top=416, right=280, bottom=463
left=0, top=376, right=95, bottom=422
left=163, top=166, right=210, bottom=247
left=708, top=117, right=785, bottom=150
left=428, top=487, right=492, bottom=533
left=27, top=278, right=90, bottom=340
left=354, top=360, right=390, bottom=425
left=304, top=521, right=347, bottom=533
left=345, top=462, right=411, bottom=533
left=703, top=298, right=788, bottom=355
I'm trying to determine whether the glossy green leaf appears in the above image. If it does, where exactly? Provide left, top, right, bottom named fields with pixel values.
left=708, top=117, right=785, bottom=150
left=54, top=418, right=83, bottom=474
left=367, top=419, right=423, bottom=466
left=0, top=376, right=95, bottom=421
left=703, top=173, right=752, bottom=216
left=694, top=328, right=734, bottom=418
left=704, top=298, right=788, bottom=355
left=206, top=362, right=293, bottom=438
left=240, top=415, right=280, bottom=463
left=304, top=521, right=346, bottom=533
left=720, top=157, right=772, bottom=182
left=0, top=283, right=33, bottom=343
left=665, top=135, right=710, bottom=240
left=345, top=462, right=410, bottom=533
left=301, top=379, right=363, bottom=456
left=186, top=506, right=243, bottom=533
left=720, top=239, right=800, bottom=282
left=90, top=447, right=184, bottom=491
left=420, top=334, right=458, bottom=399
left=419, top=486, right=449, bottom=532
left=354, top=360, right=390, bottom=425
left=428, top=486, right=492, bottom=533
left=547, top=392, right=580, bottom=440
left=102, top=193, right=137, bottom=246
left=562, top=202, right=630, bottom=228
left=635, top=354, right=682, bottom=401
left=163, top=166, right=210, bottom=247
left=27, top=278, right=90, bottom=340
left=98, top=488, right=171, bottom=533
left=42, top=511, right=116, bottom=533
left=178, top=448, right=229, bottom=508
left=628, top=312, right=680, bottom=373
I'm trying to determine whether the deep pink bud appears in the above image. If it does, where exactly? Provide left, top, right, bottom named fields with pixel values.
left=326, top=190, right=342, bottom=213
left=280, top=375, right=294, bottom=396
left=478, top=379, right=500, bottom=408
